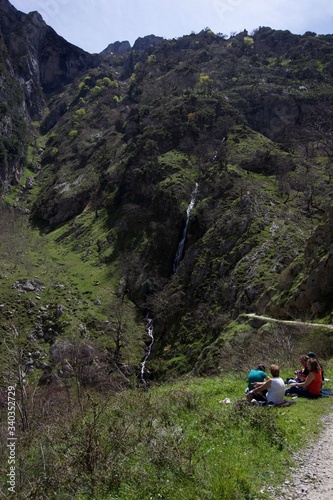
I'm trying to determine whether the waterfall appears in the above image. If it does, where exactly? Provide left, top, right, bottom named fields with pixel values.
left=173, top=183, right=198, bottom=273
left=140, top=317, right=154, bottom=385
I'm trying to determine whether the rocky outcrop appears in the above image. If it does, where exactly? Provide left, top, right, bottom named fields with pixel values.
left=38, top=27, right=99, bottom=94
left=40, top=101, right=68, bottom=134
left=101, top=35, right=164, bottom=57
left=0, top=0, right=99, bottom=118
left=102, top=40, right=131, bottom=55
left=0, top=28, right=27, bottom=196
left=132, top=34, right=164, bottom=51
left=253, top=27, right=301, bottom=57
left=286, top=210, right=333, bottom=316
left=0, top=0, right=100, bottom=196
left=32, top=185, right=93, bottom=227
left=244, top=92, right=301, bottom=141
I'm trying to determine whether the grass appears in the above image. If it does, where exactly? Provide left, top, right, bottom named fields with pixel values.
left=0, top=207, right=145, bottom=370
left=1, top=367, right=332, bottom=499
left=0, top=210, right=332, bottom=497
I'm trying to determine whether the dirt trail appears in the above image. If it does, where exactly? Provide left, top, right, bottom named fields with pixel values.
left=265, top=413, right=333, bottom=500
left=245, top=313, right=333, bottom=330
left=244, top=313, right=333, bottom=499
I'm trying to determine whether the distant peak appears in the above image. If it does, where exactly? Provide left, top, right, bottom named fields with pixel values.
left=102, top=34, right=165, bottom=55
left=27, top=10, right=45, bottom=27
left=101, top=40, right=131, bottom=55
left=132, top=34, right=164, bottom=51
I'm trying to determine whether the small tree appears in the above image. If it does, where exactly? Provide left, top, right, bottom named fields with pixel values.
left=1, top=326, right=31, bottom=431
left=197, top=73, right=213, bottom=95
left=109, top=299, right=129, bottom=364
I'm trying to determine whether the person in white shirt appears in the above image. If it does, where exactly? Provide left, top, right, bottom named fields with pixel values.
left=247, top=364, right=285, bottom=405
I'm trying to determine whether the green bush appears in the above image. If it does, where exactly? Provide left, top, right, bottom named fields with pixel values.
left=68, top=129, right=78, bottom=140
left=74, top=108, right=86, bottom=119
left=92, top=85, right=102, bottom=96
left=78, top=82, right=90, bottom=96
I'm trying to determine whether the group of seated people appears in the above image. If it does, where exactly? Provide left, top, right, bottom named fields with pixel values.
left=246, top=352, right=324, bottom=406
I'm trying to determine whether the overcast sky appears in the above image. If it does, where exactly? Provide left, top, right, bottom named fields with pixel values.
left=9, top=0, right=333, bottom=54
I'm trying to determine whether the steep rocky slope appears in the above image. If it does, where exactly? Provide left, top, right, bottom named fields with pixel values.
left=0, top=0, right=99, bottom=195
left=1, top=0, right=333, bottom=380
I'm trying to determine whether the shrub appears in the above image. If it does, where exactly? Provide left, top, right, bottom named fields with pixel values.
left=92, top=86, right=102, bottom=96
left=74, top=108, right=86, bottom=120
left=147, top=54, right=156, bottom=64
left=68, top=129, right=78, bottom=140
left=244, top=36, right=254, bottom=48
left=102, top=77, right=112, bottom=87
left=78, top=82, right=89, bottom=96
left=103, top=77, right=118, bottom=89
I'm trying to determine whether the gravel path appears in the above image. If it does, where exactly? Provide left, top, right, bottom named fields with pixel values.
left=245, top=313, right=333, bottom=330
left=265, top=413, right=333, bottom=500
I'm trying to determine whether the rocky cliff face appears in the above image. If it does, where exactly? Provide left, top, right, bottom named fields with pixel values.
left=102, top=35, right=164, bottom=55
left=269, top=209, right=333, bottom=318
left=0, top=0, right=99, bottom=115
left=0, top=0, right=100, bottom=194
left=132, top=34, right=164, bottom=51
left=102, top=40, right=131, bottom=55
left=0, top=28, right=27, bottom=195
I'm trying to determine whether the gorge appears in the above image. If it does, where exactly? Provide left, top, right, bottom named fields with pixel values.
left=1, top=0, right=333, bottom=386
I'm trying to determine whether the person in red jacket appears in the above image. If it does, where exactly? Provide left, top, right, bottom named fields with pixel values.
left=307, top=351, right=325, bottom=381
left=285, top=358, right=322, bottom=398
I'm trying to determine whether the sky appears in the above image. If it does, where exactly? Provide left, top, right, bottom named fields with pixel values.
left=9, top=0, right=333, bottom=54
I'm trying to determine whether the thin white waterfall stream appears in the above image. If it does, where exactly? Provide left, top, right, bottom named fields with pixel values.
left=173, top=183, right=198, bottom=273
left=140, top=317, right=154, bottom=385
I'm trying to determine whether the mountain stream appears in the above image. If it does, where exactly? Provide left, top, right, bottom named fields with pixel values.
left=173, top=183, right=198, bottom=273
left=140, top=184, right=198, bottom=384
left=140, top=317, right=154, bottom=385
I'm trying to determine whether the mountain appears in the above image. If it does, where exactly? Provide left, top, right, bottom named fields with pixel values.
left=0, top=0, right=99, bottom=197
left=102, top=35, right=164, bottom=54
left=1, top=0, right=333, bottom=384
